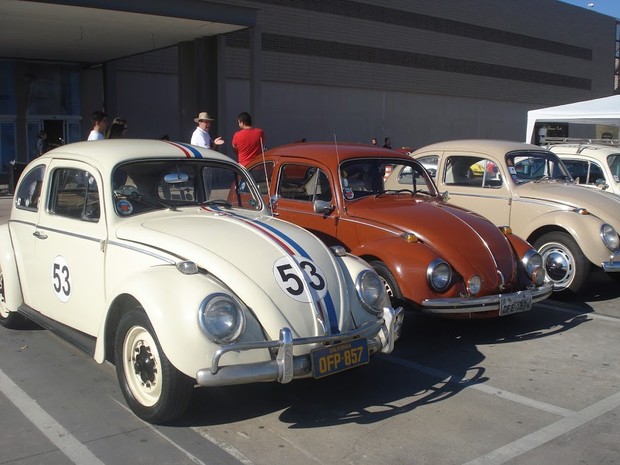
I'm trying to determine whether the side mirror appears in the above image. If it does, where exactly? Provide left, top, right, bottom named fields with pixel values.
left=314, top=200, right=334, bottom=215
left=595, top=178, right=609, bottom=190
left=441, top=191, right=450, bottom=202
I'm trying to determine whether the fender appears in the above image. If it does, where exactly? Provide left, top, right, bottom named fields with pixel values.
left=522, top=210, right=614, bottom=266
left=95, top=265, right=277, bottom=376
left=0, top=224, right=24, bottom=314
left=350, top=235, right=441, bottom=301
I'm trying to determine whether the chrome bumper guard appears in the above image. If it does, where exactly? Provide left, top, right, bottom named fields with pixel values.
left=420, top=282, right=553, bottom=314
left=196, top=306, right=403, bottom=387
left=601, top=256, right=620, bottom=272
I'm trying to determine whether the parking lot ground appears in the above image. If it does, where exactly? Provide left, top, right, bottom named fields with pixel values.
left=176, top=304, right=620, bottom=465
left=1, top=194, right=619, bottom=465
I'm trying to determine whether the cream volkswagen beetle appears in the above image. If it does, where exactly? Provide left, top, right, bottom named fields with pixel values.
left=411, top=140, right=620, bottom=293
left=0, top=140, right=402, bottom=424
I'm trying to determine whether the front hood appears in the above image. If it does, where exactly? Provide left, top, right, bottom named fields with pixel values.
left=115, top=207, right=350, bottom=339
left=346, top=196, right=517, bottom=287
left=516, top=181, right=620, bottom=227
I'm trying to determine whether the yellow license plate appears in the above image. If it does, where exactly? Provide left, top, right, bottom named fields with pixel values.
left=311, top=339, right=369, bottom=379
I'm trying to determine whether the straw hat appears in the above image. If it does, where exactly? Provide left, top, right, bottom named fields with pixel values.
left=194, top=111, right=214, bottom=123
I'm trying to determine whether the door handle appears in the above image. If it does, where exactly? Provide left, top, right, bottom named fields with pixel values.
left=33, top=231, right=48, bottom=239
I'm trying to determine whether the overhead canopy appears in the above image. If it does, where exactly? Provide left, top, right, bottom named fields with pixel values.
left=525, top=94, right=620, bottom=142
left=0, top=0, right=256, bottom=64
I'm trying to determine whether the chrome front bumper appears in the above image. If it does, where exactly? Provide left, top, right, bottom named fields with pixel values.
left=420, top=282, right=553, bottom=315
left=601, top=255, right=620, bottom=272
left=195, top=306, right=403, bottom=387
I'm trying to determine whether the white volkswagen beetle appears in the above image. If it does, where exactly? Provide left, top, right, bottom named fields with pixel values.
left=0, top=140, right=402, bottom=424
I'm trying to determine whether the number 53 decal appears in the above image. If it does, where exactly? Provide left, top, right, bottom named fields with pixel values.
left=52, top=255, right=72, bottom=303
left=273, top=256, right=328, bottom=302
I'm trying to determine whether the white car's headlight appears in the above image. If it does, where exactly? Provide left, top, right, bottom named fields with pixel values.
left=198, top=294, right=246, bottom=344
left=356, top=270, right=389, bottom=315
left=426, top=259, right=452, bottom=292
left=600, top=224, right=620, bottom=251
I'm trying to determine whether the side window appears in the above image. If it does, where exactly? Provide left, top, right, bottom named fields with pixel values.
left=444, top=156, right=502, bottom=188
left=563, top=160, right=589, bottom=184
left=50, top=168, right=100, bottom=221
left=278, top=164, right=331, bottom=202
left=417, top=155, right=438, bottom=177
left=15, top=165, right=46, bottom=211
left=587, top=162, right=605, bottom=184
left=248, top=162, right=274, bottom=195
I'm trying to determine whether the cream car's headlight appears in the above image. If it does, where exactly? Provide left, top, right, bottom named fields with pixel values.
left=426, top=259, right=452, bottom=292
left=198, top=293, right=246, bottom=344
left=356, top=270, right=389, bottom=315
left=600, top=224, right=620, bottom=251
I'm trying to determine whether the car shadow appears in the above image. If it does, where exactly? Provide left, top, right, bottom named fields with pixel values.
left=553, top=268, right=620, bottom=304
left=175, top=303, right=588, bottom=428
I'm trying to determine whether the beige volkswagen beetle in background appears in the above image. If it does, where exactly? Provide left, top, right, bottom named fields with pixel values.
left=0, top=140, right=402, bottom=424
left=411, top=139, right=620, bottom=294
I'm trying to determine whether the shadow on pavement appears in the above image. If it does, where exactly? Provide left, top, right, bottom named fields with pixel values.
left=176, top=301, right=589, bottom=428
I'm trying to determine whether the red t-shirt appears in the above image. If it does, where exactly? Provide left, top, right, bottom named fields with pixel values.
left=232, top=128, right=265, bottom=166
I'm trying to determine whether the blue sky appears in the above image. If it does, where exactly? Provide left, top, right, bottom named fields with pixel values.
left=559, top=0, right=620, bottom=18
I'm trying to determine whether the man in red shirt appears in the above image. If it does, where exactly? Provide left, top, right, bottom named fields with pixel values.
left=232, top=112, right=265, bottom=166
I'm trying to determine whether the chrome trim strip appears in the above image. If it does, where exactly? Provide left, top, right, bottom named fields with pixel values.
left=420, top=282, right=553, bottom=314
left=103, top=240, right=177, bottom=264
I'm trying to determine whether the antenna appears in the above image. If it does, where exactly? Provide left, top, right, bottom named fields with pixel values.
left=333, top=132, right=342, bottom=187
left=259, top=136, right=274, bottom=217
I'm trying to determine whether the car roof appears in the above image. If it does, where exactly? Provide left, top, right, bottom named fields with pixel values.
left=413, top=139, right=546, bottom=153
left=37, top=139, right=234, bottom=173
left=549, top=143, right=620, bottom=156
left=263, top=142, right=412, bottom=164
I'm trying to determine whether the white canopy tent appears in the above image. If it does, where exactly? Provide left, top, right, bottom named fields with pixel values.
left=525, top=95, right=620, bottom=143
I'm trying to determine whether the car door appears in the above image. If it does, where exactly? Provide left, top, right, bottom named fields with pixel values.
left=10, top=163, right=48, bottom=305
left=28, top=159, right=106, bottom=336
left=272, top=161, right=339, bottom=245
left=435, top=152, right=512, bottom=226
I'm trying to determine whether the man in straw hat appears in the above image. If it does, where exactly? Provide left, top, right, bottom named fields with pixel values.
left=190, top=111, right=224, bottom=149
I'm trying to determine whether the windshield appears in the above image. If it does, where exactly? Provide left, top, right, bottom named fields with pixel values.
left=111, top=159, right=262, bottom=216
left=608, top=154, right=620, bottom=183
left=340, top=158, right=437, bottom=200
left=507, top=150, right=572, bottom=184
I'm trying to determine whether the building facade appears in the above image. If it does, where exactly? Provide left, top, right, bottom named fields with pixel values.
left=0, top=0, right=617, bottom=184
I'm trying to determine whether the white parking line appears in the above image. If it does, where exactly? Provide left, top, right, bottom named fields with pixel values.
left=111, top=397, right=254, bottom=465
left=384, top=357, right=575, bottom=417
left=0, top=367, right=105, bottom=465
left=461, top=390, right=620, bottom=465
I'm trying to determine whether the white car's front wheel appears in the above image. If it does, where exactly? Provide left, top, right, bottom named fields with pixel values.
left=114, top=308, right=194, bottom=424
left=0, top=267, right=28, bottom=329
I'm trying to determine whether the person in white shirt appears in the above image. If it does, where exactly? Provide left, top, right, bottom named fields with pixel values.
left=190, top=111, right=224, bottom=148
left=87, top=111, right=108, bottom=141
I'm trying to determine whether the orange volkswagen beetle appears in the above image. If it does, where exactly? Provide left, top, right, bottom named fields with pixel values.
left=247, top=142, right=552, bottom=319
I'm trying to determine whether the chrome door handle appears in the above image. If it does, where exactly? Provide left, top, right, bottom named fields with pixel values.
left=33, top=231, right=48, bottom=239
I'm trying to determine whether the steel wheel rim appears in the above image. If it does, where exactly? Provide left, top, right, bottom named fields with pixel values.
left=123, top=325, right=162, bottom=407
left=539, top=242, right=575, bottom=290
left=379, top=275, right=394, bottom=298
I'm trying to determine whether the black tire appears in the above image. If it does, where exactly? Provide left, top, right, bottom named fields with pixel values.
left=533, top=231, right=590, bottom=294
left=369, top=260, right=404, bottom=307
left=609, top=273, right=620, bottom=284
left=114, top=308, right=194, bottom=424
left=0, top=267, right=28, bottom=329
